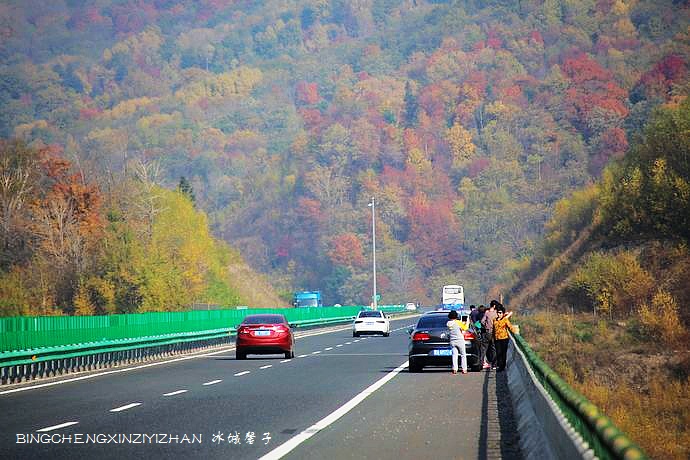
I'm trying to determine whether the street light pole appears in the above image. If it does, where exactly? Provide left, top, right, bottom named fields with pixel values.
left=368, top=197, right=377, bottom=310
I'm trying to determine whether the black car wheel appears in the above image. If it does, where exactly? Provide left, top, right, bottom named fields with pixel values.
left=285, top=349, right=294, bottom=359
left=408, top=358, right=423, bottom=372
left=236, top=351, right=246, bottom=360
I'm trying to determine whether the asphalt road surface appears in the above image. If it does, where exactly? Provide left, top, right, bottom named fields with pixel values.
left=1, top=315, right=521, bottom=460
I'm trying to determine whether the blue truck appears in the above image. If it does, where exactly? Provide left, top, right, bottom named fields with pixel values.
left=293, top=291, right=322, bottom=308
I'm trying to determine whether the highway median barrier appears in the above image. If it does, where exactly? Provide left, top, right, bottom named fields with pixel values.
left=0, top=305, right=408, bottom=385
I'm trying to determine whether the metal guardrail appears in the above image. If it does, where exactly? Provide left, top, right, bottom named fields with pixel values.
left=511, top=332, right=647, bottom=460
left=0, top=307, right=408, bottom=385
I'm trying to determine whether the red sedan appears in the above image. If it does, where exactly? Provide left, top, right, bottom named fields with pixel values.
left=235, top=314, right=295, bottom=360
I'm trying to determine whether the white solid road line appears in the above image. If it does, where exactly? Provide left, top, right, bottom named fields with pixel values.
left=163, top=390, right=188, bottom=396
left=258, top=359, right=409, bottom=460
left=109, top=402, right=141, bottom=412
left=202, top=379, right=223, bottom=386
left=234, top=371, right=250, bottom=376
left=36, top=421, right=79, bottom=432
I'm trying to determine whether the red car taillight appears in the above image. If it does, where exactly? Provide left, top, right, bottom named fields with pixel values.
left=412, top=332, right=431, bottom=341
left=238, top=326, right=250, bottom=334
left=463, top=331, right=476, bottom=340
left=273, top=325, right=289, bottom=334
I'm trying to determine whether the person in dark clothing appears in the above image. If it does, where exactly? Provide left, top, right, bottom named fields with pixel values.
left=469, top=304, right=482, bottom=325
left=481, top=301, right=499, bottom=369
left=475, top=305, right=488, bottom=369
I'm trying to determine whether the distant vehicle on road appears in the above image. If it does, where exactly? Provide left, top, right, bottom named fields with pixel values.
left=441, top=285, right=464, bottom=307
left=352, top=310, right=390, bottom=337
left=408, top=310, right=479, bottom=372
left=293, top=290, right=322, bottom=307
left=235, top=314, right=295, bottom=360
left=405, top=302, right=417, bottom=311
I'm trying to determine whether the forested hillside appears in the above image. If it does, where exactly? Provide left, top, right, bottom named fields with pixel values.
left=1, top=0, right=689, bottom=310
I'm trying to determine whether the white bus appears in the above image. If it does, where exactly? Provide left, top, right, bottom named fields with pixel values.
left=442, top=285, right=464, bottom=306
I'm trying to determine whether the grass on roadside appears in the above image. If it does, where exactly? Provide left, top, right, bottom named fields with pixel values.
left=518, top=311, right=690, bottom=460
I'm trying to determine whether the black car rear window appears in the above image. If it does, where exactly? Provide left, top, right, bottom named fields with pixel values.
left=358, top=311, right=382, bottom=318
left=416, top=315, right=449, bottom=328
left=242, top=314, right=286, bottom=325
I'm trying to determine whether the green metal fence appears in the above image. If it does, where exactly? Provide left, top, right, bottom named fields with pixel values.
left=0, top=305, right=405, bottom=353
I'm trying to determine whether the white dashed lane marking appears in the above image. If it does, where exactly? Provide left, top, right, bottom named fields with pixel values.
left=109, top=403, right=141, bottom=412
left=259, top=365, right=272, bottom=369
left=163, top=390, right=188, bottom=396
left=36, top=421, right=79, bottom=432
left=202, top=379, right=223, bottom=386
left=234, top=371, right=250, bottom=376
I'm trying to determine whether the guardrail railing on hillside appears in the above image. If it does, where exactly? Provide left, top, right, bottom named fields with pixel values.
left=511, top=332, right=647, bottom=460
left=0, top=305, right=409, bottom=385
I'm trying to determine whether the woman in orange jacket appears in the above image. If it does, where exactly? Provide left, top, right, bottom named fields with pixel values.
left=492, top=305, right=514, bottom=372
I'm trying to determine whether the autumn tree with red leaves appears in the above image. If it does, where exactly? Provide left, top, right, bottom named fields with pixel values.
left=406, top=194, right=464, bottom=273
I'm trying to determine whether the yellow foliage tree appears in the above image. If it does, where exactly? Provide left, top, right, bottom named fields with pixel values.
left=446, top=122, right=476, bottom=169
left=135, top=187, right=237, bottom=311
left=106, top=97, right=155, bottom=120
left=174, top=67, right=263, bottom=104
left=73, top=283, right=95, bottom=316
left=406, top=147, right=432, bottom=174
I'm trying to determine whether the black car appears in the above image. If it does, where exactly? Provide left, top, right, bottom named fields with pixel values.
left=407, top=310, right=480, bottom=372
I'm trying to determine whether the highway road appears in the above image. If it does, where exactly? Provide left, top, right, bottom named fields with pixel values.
left=0, top=315, right=521, bottom=460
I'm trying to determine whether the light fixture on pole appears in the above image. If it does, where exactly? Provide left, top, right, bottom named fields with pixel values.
left=368, top=197, right=377, bottom=310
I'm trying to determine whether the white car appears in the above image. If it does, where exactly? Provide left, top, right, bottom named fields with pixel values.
left=353, top=310, right=390, bottom=337
left=405, top=302, right=417, bottom=311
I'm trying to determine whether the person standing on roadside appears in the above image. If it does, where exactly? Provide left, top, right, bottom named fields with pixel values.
left=475, top=305, right=488, bottom=367
left=447, top=310, right=468, bottom=374
left=481, top=300, right=498, bottom=370
left=493, top=304, right=514, bottom=372
left=469, top=304, right=481, bottom=325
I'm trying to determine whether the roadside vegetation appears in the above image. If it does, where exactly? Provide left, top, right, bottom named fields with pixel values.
left=518, top=311, right=689, bottom=460
left=0, top=140, right=285, bottom=315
